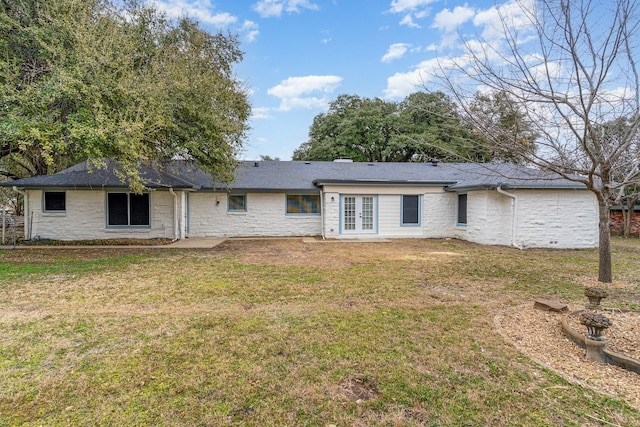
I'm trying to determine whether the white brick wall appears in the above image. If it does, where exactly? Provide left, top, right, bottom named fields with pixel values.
left=514, top=189, right=598, bottom=248
left=187, top=192, right=322, bottom=237
left=25, top=186, right=598, bottom=248
left=424, top=192, right=458, bottom=238
left=321, top=186, right=597, bottom=248
left=454, top=189, right=598, bottom=248
left=322, top=192, right=341, bottom=238
left=464, top=190, right=514, bottom=246
left=26, top=189, right=178, bottom=241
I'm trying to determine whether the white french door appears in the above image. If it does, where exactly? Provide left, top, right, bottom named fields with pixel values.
left=342, top=195, right=376, bottom=234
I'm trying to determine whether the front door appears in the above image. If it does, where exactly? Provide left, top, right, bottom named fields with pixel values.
left=342, top=195, right=376, bottom=234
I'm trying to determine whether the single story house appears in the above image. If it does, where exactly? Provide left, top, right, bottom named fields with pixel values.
left=2, top=159, right=599, bottom=248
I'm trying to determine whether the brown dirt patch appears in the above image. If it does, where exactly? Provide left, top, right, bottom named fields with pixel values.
left=339, top=375, right=379, bottom=402
left=212, top=238, right=467, bottom=270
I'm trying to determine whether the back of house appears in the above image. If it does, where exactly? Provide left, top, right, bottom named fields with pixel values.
left=2, top=160, right=598, bottom=248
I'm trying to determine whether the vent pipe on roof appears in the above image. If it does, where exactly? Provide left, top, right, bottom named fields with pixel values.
left=430, top=158, right=439, bottom=166
left=254, top=161, right=259, bottom=167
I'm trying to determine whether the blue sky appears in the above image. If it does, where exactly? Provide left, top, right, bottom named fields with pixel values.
left=148, top=0, right=519, bottom=160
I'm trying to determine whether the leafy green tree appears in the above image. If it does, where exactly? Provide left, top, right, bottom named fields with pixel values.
left=258, top=155, right=280, bottom=161
left=292, top=92, right=492, bottom=163
left=0, top=0, right=250, bottom=189
left=396, top=91, right=493, bottom=162
left=466, top=91, right=538, bottom=164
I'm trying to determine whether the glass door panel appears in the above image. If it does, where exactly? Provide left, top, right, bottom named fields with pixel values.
left=341, top=195, right=376, bottom=234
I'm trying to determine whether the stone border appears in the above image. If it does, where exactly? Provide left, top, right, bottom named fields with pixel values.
left=492, top=307, right=612, bottom=398
left=562, top=310, right=640, bottom=375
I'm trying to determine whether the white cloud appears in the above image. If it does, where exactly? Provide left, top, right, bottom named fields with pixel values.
left=279, top=97, right=330, bottom=111
left=253, top=0, right=318, bottom=18
left=383, top=56, right=465, bottom=99
left=389, top=0, right=436, bottom=28
left=268, top=75, right=342, bottom=111
left=285, top=0, right=319, bottom=13
left=382, top=43, right=411, bottom=63
left=522, top=53, right=563, bottom=83
left=268, top=75, right=342, bottom=98
left=399, top=14, right=421, bottom=28
left=246, top=29, right=260, bottom=43
left=427, top=32, right=459, bottom=51
left=148, top=0, right=237, bottom=27
left=389, top=0, right=435, bottom=14
left=241, top=20, right=260, bottom=43
left=432, top=5, right=475, bottom=33
left=251, top=107, right=273, bottom=119
left=473, top=0, right=535, bottom=42
left=253, top=0, right=283, bottom=17
left=321, top=29, right=332, bottom=44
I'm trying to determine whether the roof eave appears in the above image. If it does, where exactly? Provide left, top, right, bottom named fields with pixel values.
left=3, top=183, right=195, bottom=190
left=445, top=183, right=588, bottom=192
left=313, top=179, right=456, bottom=187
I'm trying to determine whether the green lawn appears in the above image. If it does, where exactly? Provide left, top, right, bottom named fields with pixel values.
left=0, top=238, right=639, bottom=426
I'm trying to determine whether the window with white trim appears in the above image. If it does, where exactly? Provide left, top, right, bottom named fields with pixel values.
left=286, top=194, right=320, bottom=215
left=44, top=191, right=66, bottom=212
left=107, top=193, right=150, bottom=226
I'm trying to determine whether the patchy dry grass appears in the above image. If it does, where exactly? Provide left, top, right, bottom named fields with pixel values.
left=0, top=238, right=639, bottom=426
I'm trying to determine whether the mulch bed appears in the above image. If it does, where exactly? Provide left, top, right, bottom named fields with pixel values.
left=496, top=304, right=640, bottom=410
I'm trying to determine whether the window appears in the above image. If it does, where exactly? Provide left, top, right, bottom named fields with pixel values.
left=401, top=195, right=420, bottom=225
left=457, top=193, right=467, bottom=225
left=107, top=193, right=150, bottom=226
left=228, top=194, right=247, bottom=212
left=44, top=191, right=66, bottom=212
left=286, top=194, right=320, bottom=215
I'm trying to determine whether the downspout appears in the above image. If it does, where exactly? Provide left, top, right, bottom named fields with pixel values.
left=496, top=184, right=522, bottom=249
left=319, top=188, right=326, bottom=240
left=169, top=188, right=179, bottom=241
left=13, top=186, right=30, bottom=240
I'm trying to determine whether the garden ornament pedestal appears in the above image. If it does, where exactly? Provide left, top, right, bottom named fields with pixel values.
left=584, top=338, right=607, bottom=363
left=584, top=286, right=609, bottom=310
left=579, top=312, right=612, bottom=341
left=580, top=312, right=612, bottom=363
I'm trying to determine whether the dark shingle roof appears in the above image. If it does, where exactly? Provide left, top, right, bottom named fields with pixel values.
left=2, top=160, right=587, bottom=191
left=1, top=160, right=194, bottom=189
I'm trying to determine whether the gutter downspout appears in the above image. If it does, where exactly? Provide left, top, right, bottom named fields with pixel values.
left=169, top=188, right=179, bottom=241
left=496, top=184, right=522, bottom=249
left=319, top=188, right=326, bottom=240
left=13, top=186, right=29, bottom=240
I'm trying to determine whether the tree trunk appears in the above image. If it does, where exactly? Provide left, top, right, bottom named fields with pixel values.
left=623, top=203, right=631, bottom=238
left=597, top=197, right=613, bottom=283
left=622, top=197, right=638, bottom=238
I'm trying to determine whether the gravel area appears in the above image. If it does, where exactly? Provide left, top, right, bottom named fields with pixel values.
left=495, top=304, right=640, bottom=410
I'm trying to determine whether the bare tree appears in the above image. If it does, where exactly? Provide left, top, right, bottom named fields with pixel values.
left=599, top=115, right=640, bottom=237
left=439, top=0, right=640, bottom=282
